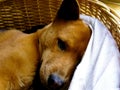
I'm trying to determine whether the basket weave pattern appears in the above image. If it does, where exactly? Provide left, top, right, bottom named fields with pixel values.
left=0, top=0, right=61, bottom=30
left=0, top=0, right=120, bottom=50
left=78, top=0, right=120, bottom=50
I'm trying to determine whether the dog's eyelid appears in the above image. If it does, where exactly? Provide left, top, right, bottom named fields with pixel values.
left=57, top=38, right=67, bottom=51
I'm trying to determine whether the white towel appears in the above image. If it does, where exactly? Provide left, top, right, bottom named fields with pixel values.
left=68, top=15, right=120, bottom=90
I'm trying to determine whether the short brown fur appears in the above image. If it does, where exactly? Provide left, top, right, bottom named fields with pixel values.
left=0, top=0, right=91, bottom=89
left=0, top=19, right=91, bottom=90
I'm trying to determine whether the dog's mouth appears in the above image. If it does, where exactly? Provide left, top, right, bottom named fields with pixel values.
left=40, top=73, right=69, bottom=90
left=39, top=57, right=79, bottom=90
left=47, top=74, right=65, bottom=90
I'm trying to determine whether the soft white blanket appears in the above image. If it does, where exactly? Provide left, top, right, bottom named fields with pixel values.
left=68, top=15, right=120, bottom=90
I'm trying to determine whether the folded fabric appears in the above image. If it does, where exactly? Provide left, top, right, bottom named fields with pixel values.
left=68, top=14, right=120, bottom=90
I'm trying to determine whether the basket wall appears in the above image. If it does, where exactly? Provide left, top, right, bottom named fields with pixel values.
left=78, top=0, right=120, bottom=50
left=0, top=0, right=61, bottom=31
left=0, top=0, right=120, bottom=50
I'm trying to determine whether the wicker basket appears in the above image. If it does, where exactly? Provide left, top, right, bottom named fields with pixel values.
left=0, top=0, right=120, bottom=50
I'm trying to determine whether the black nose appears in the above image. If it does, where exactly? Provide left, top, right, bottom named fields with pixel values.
left=48, top=74, right=64, bottom=89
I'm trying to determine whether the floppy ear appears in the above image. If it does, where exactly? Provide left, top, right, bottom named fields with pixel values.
left=54, top=0, right=79, bottom=21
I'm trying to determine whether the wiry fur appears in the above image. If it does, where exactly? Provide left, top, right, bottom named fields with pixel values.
left=39, top=20, right=91, bottom=90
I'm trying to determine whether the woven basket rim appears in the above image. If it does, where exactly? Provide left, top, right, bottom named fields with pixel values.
left=89, top=0, right=120, bottom=22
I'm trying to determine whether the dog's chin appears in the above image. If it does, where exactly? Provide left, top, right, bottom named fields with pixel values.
left=45, top=82, right=69, bottom=90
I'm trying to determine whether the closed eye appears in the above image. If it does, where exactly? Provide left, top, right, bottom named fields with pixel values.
left=57, top=38, right=67, bottom=51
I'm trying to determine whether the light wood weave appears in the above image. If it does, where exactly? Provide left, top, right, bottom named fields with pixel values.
left=0, top=0, right=120, bottom=50
left=78, top=0, right=120, bottom=50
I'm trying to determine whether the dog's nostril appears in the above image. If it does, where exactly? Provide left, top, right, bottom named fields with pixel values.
left=48, top=74, right=64, bottom=89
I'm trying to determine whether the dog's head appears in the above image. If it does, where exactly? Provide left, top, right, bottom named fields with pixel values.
left=37, top=0, right=91, bottom=89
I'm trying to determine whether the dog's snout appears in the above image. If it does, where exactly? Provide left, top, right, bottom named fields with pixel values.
left=48, top=74, right=64, bottom=89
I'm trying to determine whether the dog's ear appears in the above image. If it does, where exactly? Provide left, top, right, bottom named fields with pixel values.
left=54, top=0, right=79, bottom=21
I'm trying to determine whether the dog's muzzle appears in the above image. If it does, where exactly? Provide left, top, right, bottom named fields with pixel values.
left=48, top=74, right=64, bottom=89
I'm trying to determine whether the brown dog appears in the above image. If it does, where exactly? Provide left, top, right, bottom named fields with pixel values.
left=0, top=0, right=91, bottom=90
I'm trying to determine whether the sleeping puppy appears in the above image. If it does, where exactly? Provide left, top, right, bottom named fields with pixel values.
left=0, top=0, right=91, bottom=90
